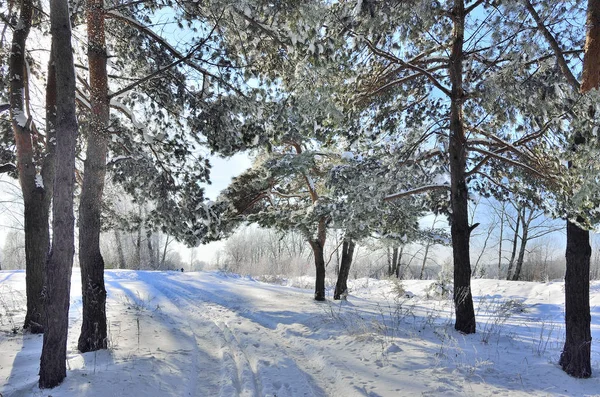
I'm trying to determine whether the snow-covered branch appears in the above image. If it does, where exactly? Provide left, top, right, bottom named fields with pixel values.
left=469, top=147, right=545, bottom=178
left=358, top=35, right=452, bottom=97
left=384, top=184, right=450, bottom=202
left=105, top=10, right=246, bottom=97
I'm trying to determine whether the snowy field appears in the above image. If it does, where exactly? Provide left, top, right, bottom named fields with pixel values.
left=1, top=270, right=600, bottom=396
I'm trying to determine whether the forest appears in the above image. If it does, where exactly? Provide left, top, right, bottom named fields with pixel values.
left=1, top=0, right=600, bottom=391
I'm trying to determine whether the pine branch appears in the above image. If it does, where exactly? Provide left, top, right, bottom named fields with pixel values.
left=384, top=184, right=450, bottom=202
left=0, top=163, right=16, bottom=173
left=468, top=147, right=545, bottom=178
left=357, top=35, right=452, bottom=97
left=524, top=0, right=580, bottom=91
left=105, top=10, right=246, bottom=97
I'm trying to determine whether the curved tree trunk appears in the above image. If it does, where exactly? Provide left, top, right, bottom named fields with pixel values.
left=78, top=0, right=108, bottom=352
left=449, top=0, right=475, bottom=334
left=559, top=220, right=592, bottom=378
left=334, top=239, right=355, bottom=300
left=39, top=0, right=78, bottom=387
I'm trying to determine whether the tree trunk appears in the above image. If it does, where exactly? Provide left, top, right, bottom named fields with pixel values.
left=525, top=0, right=593, bottom=378
left=497, top=207, right=504, bottom=279
left=309, top=240, right=326, bottom=301
left=419, top=242, right=431, bottom=280
left=78, top=0, right=108, bottom=353
left=559, top=219, right=592, bottom=378
left=146, top=230, right=155, bottom=268
left=334, top=240, right=355, bottom=300
left=39, top=0, right=78, bottom=387
left=309, top=218, right=327, bottom=301
left=135, top=216, right=142, bottom=269
left=114, top=230, right=126, bottom=269
left=161, top=234, right=171, bottom=267
left=506, top=210, right=521, bottom=280
left=511, top=215, right=529, bottom=281
left=581, top=0, right=600, bottom=93
left=9, top=0, right=50, bottom=334
left=396, top=245, right=403, bottom=278
left=388, top=246, right=400, bottom=277
left=448, top=0, right=475, bottom=334
left=558, top=0, right=599, bottom=376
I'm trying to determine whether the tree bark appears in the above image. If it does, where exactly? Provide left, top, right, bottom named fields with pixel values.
left=581, top=0, right=600, bottom=93
left=525, top=0, right=593, bottom=377
left=78, top=0, right=108, bottom=353
left=497, top=206, right=504, bottom=279
left=334, top=239, right=355, bottom=300
left=9, top=0, right=53, bottom=334
left=448, top=0, right=475, bottom=334
left=506, top=209, right=521, bottom=280
left=146, top=230, right=155, bottom=268
left=419, top=242, right=431, bottom=280
left=309, top=218, right=327, bottom=301
left=388, top=246, right=400, bottom=277
left=161, top=234, right=171, bottom=267
left=559, top=219, right=592, bottom=378
left=114, top=229, right=126, bottom=269
left=39, top=0, right=78, bottom=387
left=511, top=213, right=529, bottom=281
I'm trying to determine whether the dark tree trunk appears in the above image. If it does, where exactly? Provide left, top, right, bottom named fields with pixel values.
left=392, top=247, right=399, bottom=278
left=309, top=218, right=327, bottom=301
left=525, top=0, right=593, bottom=378
left=448, top=0, right=475, bottom=334
left=559, top=0, right=599, bottom=375
left=309, top=240, right=326, bottom=301
left=9, top=0, right=54, bottom=334
left=78, top=0, right=108, bottom=353
left=39, top=0, right=78, bottom=387
left=334, top=240, right=355, bottom=300
left=448, top=0, right=475, bottom=333
left=388, top=246, right=399, bottom=277
left=559, top=220, right=592, bottom=378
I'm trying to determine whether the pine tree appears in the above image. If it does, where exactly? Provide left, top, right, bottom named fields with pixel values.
left=39, top=0, right=78, bottom=388
left=7, top=0, right=54, bottom=334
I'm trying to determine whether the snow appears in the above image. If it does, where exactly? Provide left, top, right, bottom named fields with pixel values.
left=341, top=151, right=354, bottom=160
left=12, top=110, right=28, bottom=128
left=34, top=174, right=44, bottom=189
left=2, top=270, right=600, bottom=396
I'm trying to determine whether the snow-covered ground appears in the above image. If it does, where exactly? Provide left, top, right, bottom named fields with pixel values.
left=1, top=270, right=600, bottom=396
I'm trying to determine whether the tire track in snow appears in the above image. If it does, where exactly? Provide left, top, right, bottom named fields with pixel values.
left=138, top=273, right=331, bottom=397
left=133, top=272, right=261, bottom=397
left=105, top=272, right=223, bottom=396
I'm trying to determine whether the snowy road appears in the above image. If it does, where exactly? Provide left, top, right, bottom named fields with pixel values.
left=2, top=270, right=600, bottom=396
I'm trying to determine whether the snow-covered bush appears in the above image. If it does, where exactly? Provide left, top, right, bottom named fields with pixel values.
left=425, top=272, right=453, bottom=300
